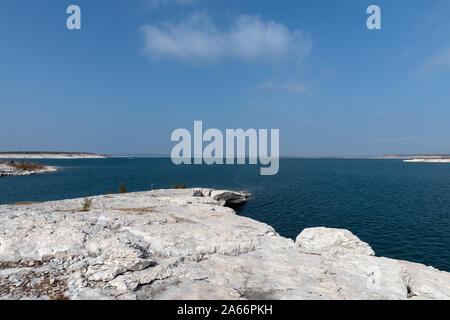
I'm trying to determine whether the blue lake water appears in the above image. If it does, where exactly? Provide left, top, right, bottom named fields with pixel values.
left=0, top=158, right=449, bottom=272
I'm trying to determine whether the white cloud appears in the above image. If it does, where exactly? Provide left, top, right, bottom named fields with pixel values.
left=141, top=12, right=311, bottom=63
left=422, top=47, right=450, bottom=75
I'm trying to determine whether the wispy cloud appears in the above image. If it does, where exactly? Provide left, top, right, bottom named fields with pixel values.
left=141, top=12, right=312, bottom=63
left=421, top=47, right=450, bottom=75
left=147, top=0, right=197, bottom=8
left=260, top=81, right=313, bottom=95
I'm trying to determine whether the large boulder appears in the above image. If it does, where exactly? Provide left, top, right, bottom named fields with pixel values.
left=191, top=189, right=249, bottom=207
left=296, top=227, right=375, bottom=256
left=209, top=190, right=249, bottom=207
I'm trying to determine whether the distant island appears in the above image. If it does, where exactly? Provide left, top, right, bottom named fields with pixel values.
left=0, top=152, right=105, bottom=159
left=2, top=152, right=450, bottom=161
left=100, top=154, right=450, bottom=159
left=404, top=158, right=450, bottom=163
left=0, top=160, right=57, bottom=177
left=281, top=154, right=450, bottom=159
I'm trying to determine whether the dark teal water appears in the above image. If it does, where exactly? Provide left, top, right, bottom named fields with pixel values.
left=0, top=158, right=449, bottom=271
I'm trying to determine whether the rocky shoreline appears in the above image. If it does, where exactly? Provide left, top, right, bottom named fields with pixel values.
left=0, top=162, right=57, bottom=177
left=0, top=189, right=448, bottom=300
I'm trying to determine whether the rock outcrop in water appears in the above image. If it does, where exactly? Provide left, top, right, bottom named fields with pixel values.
left=0, top=162, right=57, bottom=177
left=0, top=189, right=448, bottom=300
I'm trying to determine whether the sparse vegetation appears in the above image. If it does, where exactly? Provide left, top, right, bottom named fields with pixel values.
left=9, top=201, right=40, bottom=206
left=171, top=216, right=196, bottom=224
left=82, top=197, right=92, bottom=212
left=51, top=293, right=70, bottom=300
left=119, top=182, right=127, bottom=194
left=173, top=184, right=187, bottom=189
left=0, top=260, right=69, bottom=299
left=0, top=160, right=45, bottom=171
left=115, top=207, right=158, bottom=213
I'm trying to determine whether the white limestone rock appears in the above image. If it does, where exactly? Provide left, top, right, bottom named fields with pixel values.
left=296, top=227, right=375, bottom=256
left=0, top=189, right=448, bottom=300
left=70, top=288, right=116, bottom=300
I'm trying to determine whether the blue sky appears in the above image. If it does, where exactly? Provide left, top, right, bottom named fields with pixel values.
left=0, top=0, right=449, bottom=156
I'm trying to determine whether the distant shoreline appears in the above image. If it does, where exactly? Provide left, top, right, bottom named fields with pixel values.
left=0, top=152, right=105, bottom=159
left=2, top=152, right=450, bottom=160
left=111, top=155, right=450, bottom=160
left=279, top=154, right=450, bottom=159
left=404, top=158, right=450, bottom=163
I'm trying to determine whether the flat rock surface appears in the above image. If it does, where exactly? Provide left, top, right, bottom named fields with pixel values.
left=0, top=189, right=448, bottom=300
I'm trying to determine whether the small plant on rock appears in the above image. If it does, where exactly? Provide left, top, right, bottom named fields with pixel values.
left=119, top=182, right=127, bottom=194
left=82, top=197, right=92, bottom=212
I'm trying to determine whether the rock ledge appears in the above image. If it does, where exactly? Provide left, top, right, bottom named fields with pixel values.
left=0, top=189, right=448, bottom=300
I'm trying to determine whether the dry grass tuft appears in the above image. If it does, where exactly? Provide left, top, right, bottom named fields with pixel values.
left=9, top=201, right=40, bottom=206
left=119, top=182, right=127, bottom=194
left=171, top=216, right=196, bottom=224
left=115, top=207, right=158, bottom=213
left=51, top=293, right=70, bottom=300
